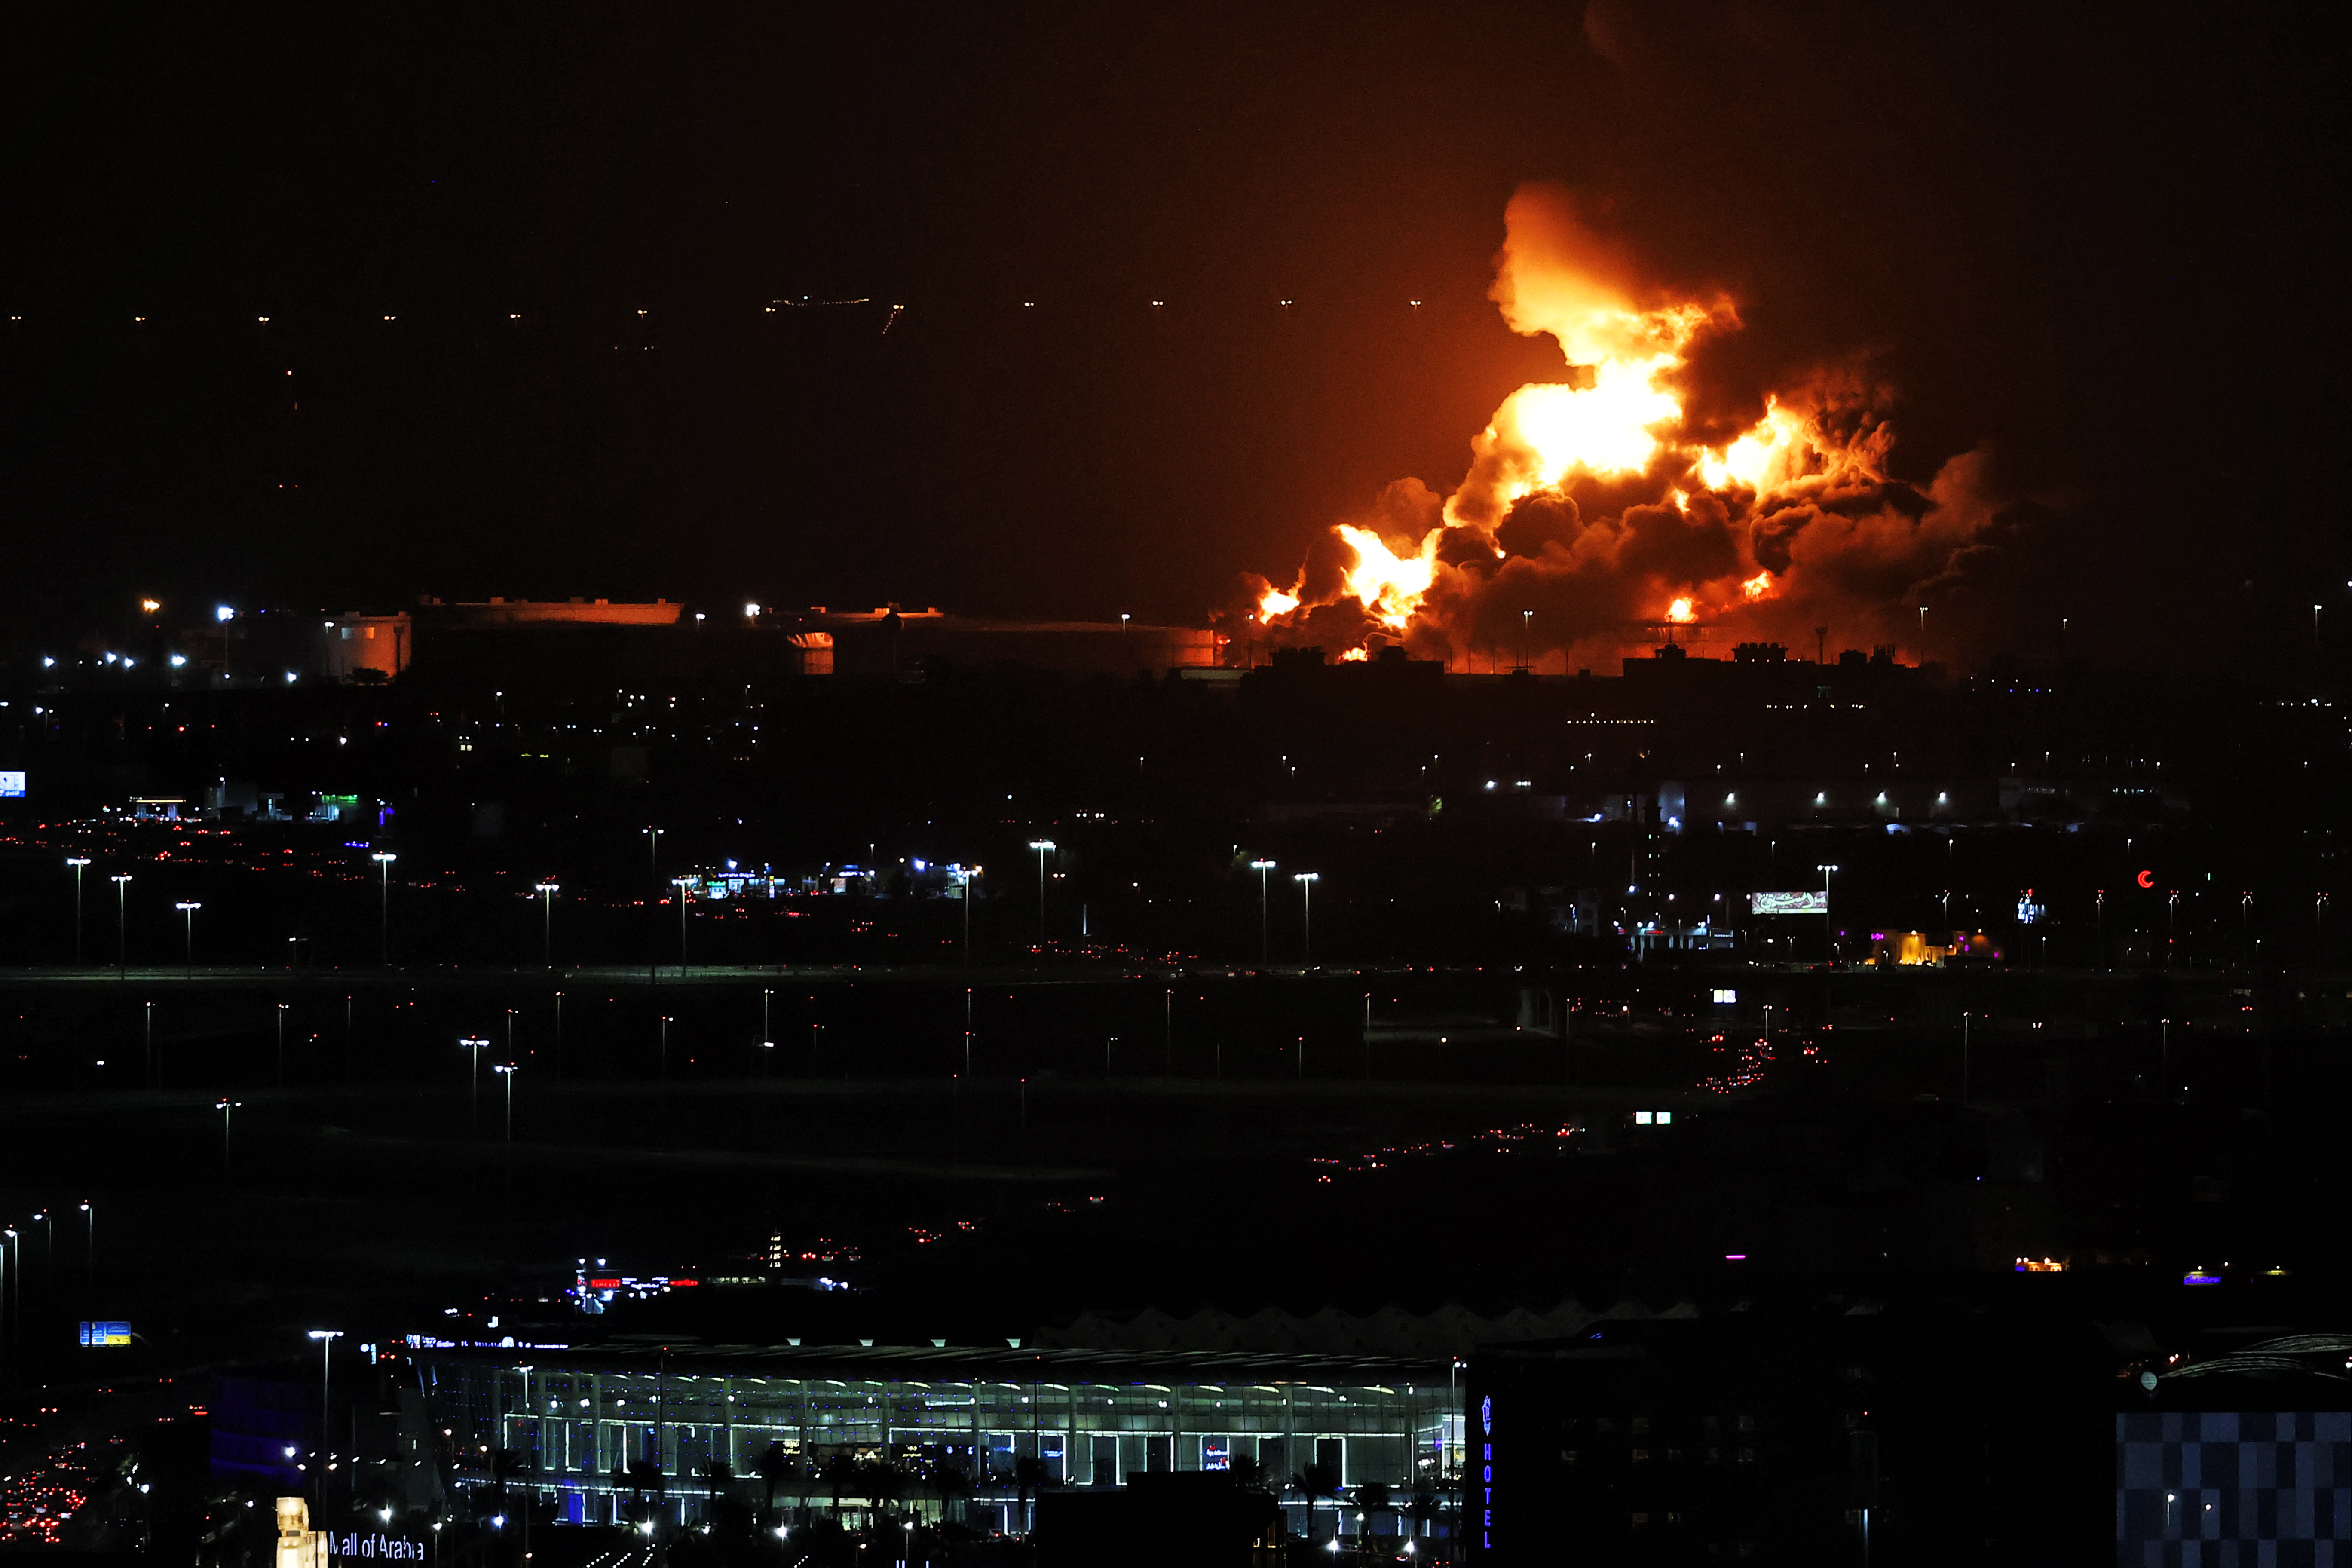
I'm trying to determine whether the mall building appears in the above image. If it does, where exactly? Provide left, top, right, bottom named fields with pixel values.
left=422, top=1340, right=1463, bottom=1537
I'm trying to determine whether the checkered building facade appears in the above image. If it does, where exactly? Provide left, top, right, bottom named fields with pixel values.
left=2117, top=1412, right=2350, bottom=1565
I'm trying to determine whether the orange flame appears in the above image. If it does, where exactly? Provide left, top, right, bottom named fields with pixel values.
left=1250, top=186, right=1905, bottom=658
left=1339, top=646, right=1369, bottom=662
left=1256, top=586, right=1299, bottom=622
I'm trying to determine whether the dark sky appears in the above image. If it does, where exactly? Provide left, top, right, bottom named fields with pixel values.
left=5, top=1, right=2343, bottom=656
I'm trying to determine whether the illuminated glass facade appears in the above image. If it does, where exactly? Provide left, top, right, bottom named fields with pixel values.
left=423, top=1344, right=1462, bottom=1534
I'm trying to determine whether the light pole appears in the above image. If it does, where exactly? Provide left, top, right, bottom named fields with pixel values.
left=952, top=866, right=978, bottom=962
left=176, top=901, right=201, bottom=965
left=307, top=1330, right=343, bottom=1506
left=1028, top=841, right=1056, bottom=940
left=459, top=1038, right=490, bottom=1135
left=80, top=1201, right=93, bottom=1292
left=1960, top=1011, right=1972, bottom=1105
left=1250, top=860, right=1277, bottom=963
left=671, top=877, right=694, bottom=974
left=66, top=858, right=90, bottom=963
left=643, top=826, right=664, bottom=884
left=110, top=874, right=132, bottom=971
left=536, top=882, right=559, bottom=968
left=370, top=851, right=397, bottom=963
left=276, top=1003, right=289, bottom=1086
left=1815, top=864, right=1840, bottom=964
left=494, top=1063, right=518, bottom=1141
left=1521, top=609, right=1533, bottom=672
left=217, top=1098, right=242, bottom=1171
left=1294, top=872, right=1320, bottom=965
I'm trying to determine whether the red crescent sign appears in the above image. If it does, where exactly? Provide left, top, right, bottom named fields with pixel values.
left=2135, top=869, right=2155, bottom=889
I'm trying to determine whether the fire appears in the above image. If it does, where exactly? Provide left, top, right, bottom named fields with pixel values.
left=1240, top=182, right=1988, bottom=667
left=1339, top=646, right=1369, bottom=662
left=1335, top=524, right=1439, bottom=631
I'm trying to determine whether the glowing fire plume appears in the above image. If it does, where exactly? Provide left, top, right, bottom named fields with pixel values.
left=1256, top=586, right=1299, bottom=622
left=1336, top=524, right=1439, bottom=631
left=1239, top=181, right=1996, bottom=668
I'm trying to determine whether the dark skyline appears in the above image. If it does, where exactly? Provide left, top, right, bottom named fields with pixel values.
left=6, top=3, right=2343, bottom=659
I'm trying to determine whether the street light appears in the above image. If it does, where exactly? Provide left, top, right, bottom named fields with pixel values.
left=66, top=858, right=90, bottom=963
left=1294, top=872, right=1320, bottom=965
left=535, top=882, right=559, bottom=968
left=217, top=1099, right=242, bottom=1170
left=1815, top=864, right=1840, bottom=964
left=1028, top=840, right=1056, bottom=939
left=951, top=866, right=978, bottom=962
left=459, top=1038, right=490, bottom=1135
left=493, top=1063, right=518, bottom=1141
left=671, top=877, right=694, bottom=973
left=642, top=826, right=664, bottom=883
left=176, top=901, right=202, bottom=965
left=1250, top=860, right=1277, bottom=963
left=307, top=1330, right=343, bottom=1505
left=370, top=852, right=397, bottom=963
left=276, top=1003, right=290, bottom=1086
left=110, top=874, right=132, bottom=970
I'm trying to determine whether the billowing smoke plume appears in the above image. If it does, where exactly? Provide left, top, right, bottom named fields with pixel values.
left=1233, top=182, right=2015, bottom=668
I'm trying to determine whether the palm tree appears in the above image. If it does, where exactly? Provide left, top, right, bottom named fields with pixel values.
left=1010, top=1455, right=1058, bottom=1536
left=928, top=1464, right=973, bottom=1529
left=1354, top=1481, right=1393, bottom=1549
left=1229, top=1454, right=1270, bottom=1490
left=489, top=1449, right=531, bottom=1513
left=862, top=1458, right=910, bottom=1535
left=1402, top=1488, right=1441, bottom=1547
left=821, top=1453, right=861, bottom=1524
left=695, top=1458, right=735, bottom=1525
left=1291, top=1462, right=1342, bottom=1545
left=753, top=1441, right=801, bottom=1527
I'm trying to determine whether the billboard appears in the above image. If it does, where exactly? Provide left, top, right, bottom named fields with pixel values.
left=79, top=1320, right=132, bottom=1347
left=0, top=771, right=24, bottom=798
left=1749, top=891, right=1828, bottom=915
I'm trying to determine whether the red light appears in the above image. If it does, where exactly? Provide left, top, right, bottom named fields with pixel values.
left=670, top=1279, right=698, bottom=1287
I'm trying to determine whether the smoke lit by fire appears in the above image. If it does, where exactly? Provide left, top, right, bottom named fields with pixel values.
left=1238, top=184, right=2006, bottom=668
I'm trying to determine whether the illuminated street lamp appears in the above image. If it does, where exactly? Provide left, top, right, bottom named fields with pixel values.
left=1028, top=840, right=1057, bottom=938
left=217, top=1098, right=242, bottom=1170
left=459, top=1037, right=490, bottom=1135
left=175, top=901, right=202, bottom=965
left=535, top=882, right=560, bottom=968
left=951, top=865, right=979, bottom=963
left=307, top=1330, right=343, bottom=1505
left=370, top=851, right=398, bottom=963
left=671, top=877, right=694, bottom=973
left=110, top=874, right=132, bottom=971
left=494, top=1063, right=518, bottom=1141
left=65, top=858, right=90, bottom=963
left=1250, top=860, right=1277, bottom=963
left=1294, top=872, right=1320, bottom=965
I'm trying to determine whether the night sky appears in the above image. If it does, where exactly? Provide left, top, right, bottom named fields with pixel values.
left=5, top=1, right=2342, bottom=658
